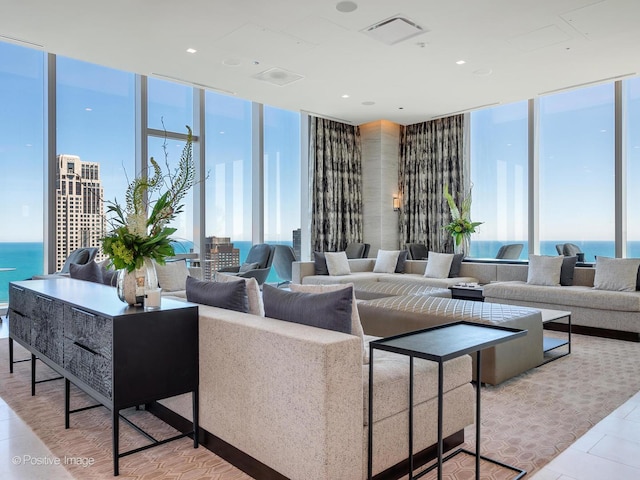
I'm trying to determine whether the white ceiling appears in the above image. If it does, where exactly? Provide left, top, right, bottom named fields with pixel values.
left=1, top=0, right=639, bottom=125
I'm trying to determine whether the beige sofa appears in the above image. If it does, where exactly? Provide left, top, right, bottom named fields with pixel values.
left=159, top=303, right=475, bottom=480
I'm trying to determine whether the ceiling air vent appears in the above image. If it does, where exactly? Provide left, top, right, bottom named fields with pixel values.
left=362, top=16, right=427, bottom=45
left=253, top=67, right=305, bottom=87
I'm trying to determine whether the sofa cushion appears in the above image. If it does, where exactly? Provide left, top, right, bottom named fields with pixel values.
left=483, top=281, right=640, bottom=312
left=373, top=250, right=401, bottom=273
left=215, top=272, right=264, bottom=316
left=239, top=261, right=260, bottom=273
left=560, top=256, right=578, bottom=286
left=424, top=252, right=454, bottom=278
left=263, top=284, right=352, bottom=334
left=527, top=255, right=563, bottom=286
left=186, top=275, right=249, bottom=313
left=380, top=273, right=478, bottom=289
left=69, top=261, right=103, bottom=283
left=353, top=281, right=452, bottom=301
left=395, top=250, right=409, bottom=273
left=302, top=272, right=383, bottom=285
left=448, top=253, right=464, bottom=278
left=155, top=259, right=189, bottom=292
left=593, top=257, right=640, bottom=292
left=325, top=252, right=351, bottom=276
left=313, top=252, right=329, bottom=275
left=290, top=283, right=367, bottom=363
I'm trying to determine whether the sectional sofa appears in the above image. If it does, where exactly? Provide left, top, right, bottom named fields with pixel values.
left=294, top=257, right=640, bottom=342
left=158, top=293, right=475, bottom=480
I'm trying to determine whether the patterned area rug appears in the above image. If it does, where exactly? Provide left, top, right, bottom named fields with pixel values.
left=1, top=331, right=639, bottom=480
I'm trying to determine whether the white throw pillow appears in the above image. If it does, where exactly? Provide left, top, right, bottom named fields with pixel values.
left=424, top=252, right=454, bottom=278
left=215, top=272, right=265, bottom=316
left=154, top=260, right=188, bottom=292
left=290, top=283, right=368, bottom=364
left=324, top=251, right=351, bottom=276
left=373, top=250, right=401, bottom=273
left=593, top=257, right=640, bottom=292
left=527, top=255, right=563, bottom=286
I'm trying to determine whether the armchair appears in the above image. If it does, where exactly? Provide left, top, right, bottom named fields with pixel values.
left=217, top=243, right=274, bottom=285
left=32, top=247, right=99, bottom=279
left=495, top=243, right=524, bottom=260
left=272, top=245, right=297, bottom=287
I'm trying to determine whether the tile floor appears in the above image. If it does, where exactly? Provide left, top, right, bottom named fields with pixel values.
left=1, top=312, right=640, bottom=480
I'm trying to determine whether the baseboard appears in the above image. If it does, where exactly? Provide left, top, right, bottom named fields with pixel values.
left=544, top=321, right=640, bottom=342
left=147, top=401, right=465, bottom=480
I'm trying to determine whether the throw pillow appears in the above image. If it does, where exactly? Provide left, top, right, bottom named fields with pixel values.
left=324, top=251, right=351, bottom=276
left=290, top=283, right=368, bottom=364
left=424, top=252, right=454, bottom=279
left=239, top=261, right=260, bottom=273
left=215, top=272, right=264, bottom=316
left=373, top=250, right=401, bottom=273
left=527, top=255, right=563, bottom=286
left=101, top=267, right=118, bottom=287
left=262, top=284, right=352, bottom=335
left=395, top=250, right=409, bottom=274
left=69, top=261, right=103, bottom=284
left=560, top=256, right=578, bottom=286
left=593, top=257, right=640, bottom=292
left=155, top=260, right=189, bottom=292
left=313, top=252, right=329, bottom=275
left=186, top=276, right=249, bottom=313
left=448, top=253, right=464, bottom=278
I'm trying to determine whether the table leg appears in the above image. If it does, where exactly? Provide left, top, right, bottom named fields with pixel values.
left=113, top=408, right=119, bottom=476
left=367, top=345, right=374, bottom=480
left=31, top=354, right=36, bottom=396
left=192, top=390, right=199, bottom=448
left=409, top=356, right=414, bottom=478
left=65, top=379, right=70, bottom=429
left=437, top=360, right=443, bottom=480
left=476, top=351, right=482, bottom=480
left=9, top=338, right=13, bottom=373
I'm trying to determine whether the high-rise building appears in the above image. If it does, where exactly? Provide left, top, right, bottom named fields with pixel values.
left=55, top=155, right=105, bottom=271
left=292, top=228, right=301, bottom=261
left=203, top=236, right=240, bottom=280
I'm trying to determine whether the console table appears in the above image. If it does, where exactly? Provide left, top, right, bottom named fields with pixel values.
left=368, top=322, right=527, bottom=480
left=8, top=278, right=199, bottom=476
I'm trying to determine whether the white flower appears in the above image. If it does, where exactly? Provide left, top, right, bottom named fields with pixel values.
left=126, top=213, right=148, bottom=237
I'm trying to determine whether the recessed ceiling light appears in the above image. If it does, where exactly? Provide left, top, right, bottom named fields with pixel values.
left=186, top=48, right=197, bottom=54
left=336, top=1, right=358, bottom=13
left=362, top=101, right=375, bottom=106
left=456, top=60, right=466, bottom=65
left=341, top=94, right=350, bottom=98
left=223, top=58, right=242, bottom=67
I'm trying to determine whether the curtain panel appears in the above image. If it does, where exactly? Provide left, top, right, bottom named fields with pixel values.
left=398, top=114, right=464, bottom=253
left=309, top=117, right=363, bottom=252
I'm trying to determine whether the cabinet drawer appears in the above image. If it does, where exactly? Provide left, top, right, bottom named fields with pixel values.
left=64, top=338, right=112, bottom=399
left=8, top=310, right=31, bottom=345
left=63, top=305, right=112, bottom=359
left=31, top=294, right=64, bottom=363
left=8, top=284, right=33, bottom=318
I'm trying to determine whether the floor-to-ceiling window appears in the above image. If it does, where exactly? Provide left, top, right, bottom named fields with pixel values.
left=626, top=77, right=640, bottom=257
left=538, top=84, right=615, bottom=262
left=56, top=57, right=135, bottom=271
left=147, top=78, right=194, bottom=253
left=263, top=105, right=301, bottom=282
left=470, top=101, right=528, bottom=259
left=203, top=91, right=252, bottom=280
left=0, top=42, right=45, bottom=303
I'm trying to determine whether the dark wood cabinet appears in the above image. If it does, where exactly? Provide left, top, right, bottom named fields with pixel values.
left=8, top=278, right=199, bottom=476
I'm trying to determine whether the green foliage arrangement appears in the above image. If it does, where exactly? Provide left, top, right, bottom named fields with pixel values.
left=102, top=126, right=194, bottom=272
left=442, top=184, right=483, bottom=246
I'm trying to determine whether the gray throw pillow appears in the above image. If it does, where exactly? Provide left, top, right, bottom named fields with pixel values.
left=69, top=261, right=103, bottom=284
left=101, top=266, right=118, bottom=287
left=527, top=255, right=563, bottom=286
left=560, top=256, right=577, bottom=286
left=186, top=276, right=249, bottom=313
left=313, top=252, right=329, bottom=275
left=593, top=257, right=640, bottom=292
left=239, top=261, right=260, bottom=273
left=262, top=284, right=352, bottom=334
left=448, top=253, right=464, bottom=278
left=395, top=250, right=409, bottom=273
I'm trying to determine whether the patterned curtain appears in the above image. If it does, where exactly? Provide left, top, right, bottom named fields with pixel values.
left=310, top=116, right=363, bottom=252
left=398, top=115, right=464, bottom=253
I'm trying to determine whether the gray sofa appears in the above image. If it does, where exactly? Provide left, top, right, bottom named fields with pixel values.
left=159, top=301, right=475, bottom=480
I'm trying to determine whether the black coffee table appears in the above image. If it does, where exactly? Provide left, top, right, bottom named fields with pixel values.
left=367, top=321, right=528, bottom=480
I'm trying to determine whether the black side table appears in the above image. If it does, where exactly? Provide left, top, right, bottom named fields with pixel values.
left=449, top=284, right=484, bottom=302
left=367, top=321, right=527, bottom=480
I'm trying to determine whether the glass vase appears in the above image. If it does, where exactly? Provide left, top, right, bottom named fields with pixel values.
left=116, top=258, right=158, bottom=306
left=454, top=235, right=471, bottom=258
